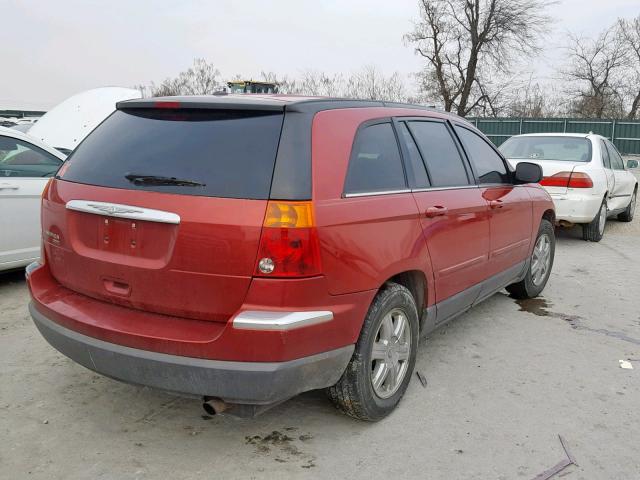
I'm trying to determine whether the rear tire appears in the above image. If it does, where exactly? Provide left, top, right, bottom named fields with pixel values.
left=617, top=189, right=636, bottom=222
left=327, top=283, right=419, bottom=421
left=506, top=219, right=555, bottom=299
left=582, top=199, right=607, bottom=242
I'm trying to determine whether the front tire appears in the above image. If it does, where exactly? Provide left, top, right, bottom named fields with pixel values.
left=327, top=283, right=419, bottom=421
left=582, top=199, right=607, bottom=242
left=507, top=219, right=555, bottom=299
left=617, top=189, right=636, bottom=222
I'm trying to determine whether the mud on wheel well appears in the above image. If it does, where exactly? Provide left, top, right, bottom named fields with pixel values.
left=386, top=271, right=427, bottom=330
left=542, top=209, right=555, bottom=225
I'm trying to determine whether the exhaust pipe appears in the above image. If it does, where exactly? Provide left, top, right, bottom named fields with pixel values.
left=202, top=396, right=229, bottom=415
left=557, top=220, right=574, bottom=228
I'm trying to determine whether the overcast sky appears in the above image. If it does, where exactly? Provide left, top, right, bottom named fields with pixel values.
left=2, top=0, right=639, bottom=110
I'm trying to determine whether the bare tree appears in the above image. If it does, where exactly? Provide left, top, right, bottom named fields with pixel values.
left=261, top=67, right=410, bottom=102
left=405, top=0, right=553, bottom=116
left=504, top=76, right=560, bottom=117
left=147, top=58, right=223, bottom=97
left=563, top=27, right=628, bottom=118
left=619, top=16, right=640, bottom=119
left=344, top=66, right=408, bottom=102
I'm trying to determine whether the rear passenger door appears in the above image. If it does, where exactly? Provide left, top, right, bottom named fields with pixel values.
left=453, top=125, right=532, bottom=288
left=600, top=139, right=616, bottom=198
left=401, top=119, right=490, bottom=323
left=605, top=140, right=635, bottom=211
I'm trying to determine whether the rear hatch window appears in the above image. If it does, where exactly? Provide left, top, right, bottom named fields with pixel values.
left=61, top=109, right=284, bottom=199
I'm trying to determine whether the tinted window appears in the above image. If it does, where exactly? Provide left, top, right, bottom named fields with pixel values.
left=61, top=109, right=284, bottom=199
left=499, top=136, right=591, bottom=162
left=408, top=121, right=469, bottom=187
left=344, top=123, right=406, bottom=194
left=606, top=141, right=624, bottom=170
left=397, top=122, right=429, bottom=188
left=600, top=140, right=611, bottom=169
left=455, top=126, right=509, bottom=184
left=0, top=136, right=62, bottom=177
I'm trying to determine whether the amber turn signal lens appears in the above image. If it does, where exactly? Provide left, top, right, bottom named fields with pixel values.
left=263, top=201, right=315, bottom=228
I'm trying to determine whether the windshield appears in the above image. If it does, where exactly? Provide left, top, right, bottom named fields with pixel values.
left=499, top=136, right=592, bottom=162
left=60, top=109, right=284, bottom=199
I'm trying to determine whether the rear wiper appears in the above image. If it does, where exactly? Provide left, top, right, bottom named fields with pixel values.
left=125, top=174, right=206, bottom=187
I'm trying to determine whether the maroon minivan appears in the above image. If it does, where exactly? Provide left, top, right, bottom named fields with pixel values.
left=27, top=96, right=555, bottom=420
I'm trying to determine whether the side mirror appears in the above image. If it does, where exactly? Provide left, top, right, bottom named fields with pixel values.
left=627, top=159, right=638, bottom=169
left=515, top=162, right=543, bottom=184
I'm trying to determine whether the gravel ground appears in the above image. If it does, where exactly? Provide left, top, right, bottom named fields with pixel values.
left=1, top=190, right=639, bottom=480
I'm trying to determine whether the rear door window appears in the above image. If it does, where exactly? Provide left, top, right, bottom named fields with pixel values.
left=397, top=122, right=430, bottom=189
left=407, top=121, right=470, bottom=187
left=0, top=136, right=62, bottom=177
left=60, top=109, right=284, bottom=199
left=605, top=141, right=625, bottom=170
left=344, top=122, right=407, bottom=194
left=600, top=140, right=611, bottom=169
left=454, top=126, right=510, bottom=184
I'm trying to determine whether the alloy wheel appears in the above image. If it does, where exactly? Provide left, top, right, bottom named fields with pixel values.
left=531, top=233, right=551, bottom=286
left=370, top=308, right=411, bottom=399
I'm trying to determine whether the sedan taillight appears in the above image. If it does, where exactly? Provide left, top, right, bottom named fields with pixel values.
left=540, top=171, right=593, bottom=188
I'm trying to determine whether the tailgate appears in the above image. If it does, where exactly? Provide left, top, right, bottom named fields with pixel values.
left=44, top=106, right=285, bottom=322
left=44, top=180, right=266, bottom=321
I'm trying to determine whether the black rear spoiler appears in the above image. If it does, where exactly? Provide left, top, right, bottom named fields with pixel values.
left=117, top=96, right=287, bottom=111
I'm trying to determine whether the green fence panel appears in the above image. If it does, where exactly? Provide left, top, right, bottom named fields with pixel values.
left=565, top=120, right=612, bottom=138
left=521, top=119, right=566, bottom=135
left=469, top=117, right=640, bottom=154
left=614, top=121, right=640, bottom=155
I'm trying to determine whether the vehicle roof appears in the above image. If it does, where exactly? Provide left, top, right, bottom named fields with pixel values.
left=508, top=132, right=594, bottom=139
left=117, top=94, right=470, bottom=124
left=0, top=125, right=67, bottom=159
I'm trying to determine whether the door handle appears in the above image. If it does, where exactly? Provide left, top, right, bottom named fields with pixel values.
left=425, top=206, right=448, bottom=217
left=489, top=200, right=503, bottom=209
left=0, top=183, right=19, bottom=190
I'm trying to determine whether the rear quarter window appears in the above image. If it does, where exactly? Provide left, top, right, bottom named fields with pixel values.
left=343, top=122, right=406, bottom=195
left=60, top=109, right=284, bottom=199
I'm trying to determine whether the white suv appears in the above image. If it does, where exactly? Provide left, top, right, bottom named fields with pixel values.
left=500, top=133, right=638, bottom=241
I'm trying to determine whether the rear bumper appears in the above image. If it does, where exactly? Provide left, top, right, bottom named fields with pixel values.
left=27, top=262, right=373, bottom=362
left=549, top=192, right=603, bottom=224
left=30, top=302, right=354, bottom=406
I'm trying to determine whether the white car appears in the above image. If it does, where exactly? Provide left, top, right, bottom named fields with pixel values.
left=0, top=87, right=142, bottom=272
left=500, top=133, right=638, bottom=242
left=0, top=127, right=66, bottom=271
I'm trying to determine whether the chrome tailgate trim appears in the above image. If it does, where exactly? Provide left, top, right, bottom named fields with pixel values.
left=66, top=200, right=180, bottom=224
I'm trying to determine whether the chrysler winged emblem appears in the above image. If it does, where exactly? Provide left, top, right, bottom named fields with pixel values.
left=88, top=204, right=143, bottom=215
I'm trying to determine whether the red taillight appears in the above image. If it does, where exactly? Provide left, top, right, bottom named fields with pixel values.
left=255, top=201, right=322, bottom=278
left=40, top=178, right=54, bottom=265
left=540, top=171, right=593, bottom=188
left=567, top=172, right=593, bottom=188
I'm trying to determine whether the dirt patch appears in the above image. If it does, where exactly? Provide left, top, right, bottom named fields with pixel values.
left=245, top=430, right=315, bottom=467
